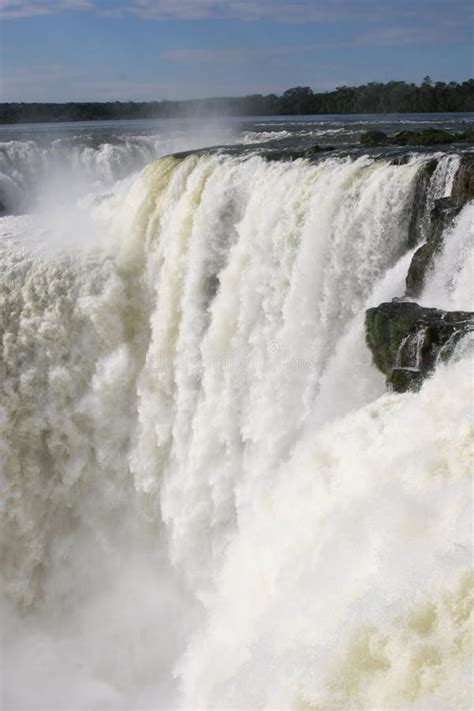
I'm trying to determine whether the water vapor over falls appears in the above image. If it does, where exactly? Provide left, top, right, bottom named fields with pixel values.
left=1, top=149, right=472, bottom=709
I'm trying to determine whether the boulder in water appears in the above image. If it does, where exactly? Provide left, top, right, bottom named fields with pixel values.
left=360, top=128, right=474, bottom=148
left=360, top=130, right=389, bottom=146
left=391, top=128, right=456, bottom=146
left=365, top=301, right=474, bottom=392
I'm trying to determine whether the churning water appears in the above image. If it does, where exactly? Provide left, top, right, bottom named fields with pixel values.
left=0, top=116, right=473, bottom=710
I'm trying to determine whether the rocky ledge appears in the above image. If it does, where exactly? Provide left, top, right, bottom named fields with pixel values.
left=406, top=154, right=474, bottom=296
left=360, top=128, right=474, bottom=147
left=366, top=302, right=473, bottom=392
left=365, top=153, right=473, bottom=392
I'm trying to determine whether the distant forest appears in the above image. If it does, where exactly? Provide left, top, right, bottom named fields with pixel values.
left=1, top=77, right=473, bottom=124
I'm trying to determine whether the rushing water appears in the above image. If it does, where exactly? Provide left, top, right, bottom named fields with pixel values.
left=1, top=113, right=473, bottom=215
left=0, top=116, right=473, bottom=710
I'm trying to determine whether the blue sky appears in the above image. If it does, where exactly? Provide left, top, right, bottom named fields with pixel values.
left=0, top=0, right=472, bottom=101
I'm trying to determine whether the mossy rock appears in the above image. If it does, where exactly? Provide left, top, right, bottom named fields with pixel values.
left=360, top=130, right=389, bottom=147
left=390, top=368, right=424, bottom=392
left=361, top=128, right=468, bottom=148
left=461, top=127, right=474, bottom=143
left=365, top=302, right=473, bottom=392
left=392, top=128, right=456, bottom=146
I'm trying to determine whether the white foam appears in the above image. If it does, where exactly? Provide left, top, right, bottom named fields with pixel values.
left=1, top=150, right=471, bottom=710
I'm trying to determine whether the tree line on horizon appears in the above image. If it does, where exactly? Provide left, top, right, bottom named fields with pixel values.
left=1, top=77, right=473, bottom=124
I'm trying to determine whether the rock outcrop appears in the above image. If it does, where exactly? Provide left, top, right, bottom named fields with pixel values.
left=360, top=128, right=474, bottom=147
left=406, top=154, right=474, bottom=296
left=365, top=155, right=473, bottom=393
left=405, top=158, right=438, bottom=249
left=365, top=302, right=473, bottom=392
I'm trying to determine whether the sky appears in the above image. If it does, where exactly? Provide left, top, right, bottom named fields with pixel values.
left=0, top=0, right=472, bottom=102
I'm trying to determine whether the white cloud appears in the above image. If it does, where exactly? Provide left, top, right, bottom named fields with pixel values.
left=124, top=0, right=472, bottom=27
left=85, top=0, right=395, bottom=24
left=129, top=0, right=339, bottom=22
left=162, top=26, right=456, bottom=67
left=356, top=26, right=457, bottom=48
left=0, top=0, right=92, bottom=19
left=1, top=0, right=470, bottom=29
left=162, top=45, right=323, bottom=64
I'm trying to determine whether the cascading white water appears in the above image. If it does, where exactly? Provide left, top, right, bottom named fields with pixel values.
left=0, top=125, right=239, bottom=214
left=419, top=202, right=474, bottom=311
left=0, top=150, right=472, bottom=710
left=0, top=136, right=169, bottom=213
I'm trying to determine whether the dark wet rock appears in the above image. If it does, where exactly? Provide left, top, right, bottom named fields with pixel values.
left=303, top=144, right=334, bottom=157
left=360, top=128, right=474, bottom=148
left=390, top=154, right=411, bottom=166
left=406, top=158, right=438, bottom=249
left=451, top=153, right=474, bottom=205
left=406, top=154, right=474, bottom=296
left=406, top=198, right=459, bottom=295
left=461, top=127, right=474, bottom=143
left=392, top=129, right=455, bottom=146
left=360, top=130, right=389, bottom=147
left=257, top=145, right=336, bottom=162
left=365, top=302, right=474, bottom=392
left=205, top=273, right=220, bottom=302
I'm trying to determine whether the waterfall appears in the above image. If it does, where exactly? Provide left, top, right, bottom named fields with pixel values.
left=0, top=126, right=238, bottom=215
left=1, top=150, right=472, bottom=710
